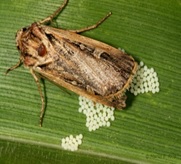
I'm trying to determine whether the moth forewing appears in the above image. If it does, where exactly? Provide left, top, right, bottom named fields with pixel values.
left=34, top=67, right=115, bottom=108
left=34, top=25, right=137, bottom=108
left=7, top=0, right=137, bottom=126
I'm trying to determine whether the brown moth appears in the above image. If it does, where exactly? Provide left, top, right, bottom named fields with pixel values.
left=6, top=0, right=137, bottom=126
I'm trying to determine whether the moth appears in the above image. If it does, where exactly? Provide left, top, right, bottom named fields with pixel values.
left=6, top=0, right=137, bottom=126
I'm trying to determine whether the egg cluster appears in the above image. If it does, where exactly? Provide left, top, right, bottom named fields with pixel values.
left=129, top=61, right=160, bottom=95
left=78, top=96, right=115, bottom=131
left=61, top=134, right=83, bottom=151
left=61, top=51, right=160, bottom=151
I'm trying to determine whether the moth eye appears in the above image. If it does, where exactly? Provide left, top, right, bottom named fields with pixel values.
left=37, top=43, right=47, bottom=57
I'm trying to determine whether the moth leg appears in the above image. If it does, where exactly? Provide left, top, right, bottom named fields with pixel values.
left=5, top=59, right=22, bottom=75
left=70, top=12, right=112, bottom=33
left=30, top=69, right=45, bottom=127
left=40, top=0, right=68, bottom=24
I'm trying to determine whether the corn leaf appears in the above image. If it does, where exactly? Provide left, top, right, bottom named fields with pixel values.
left=0, top=0, right=181, bottom=163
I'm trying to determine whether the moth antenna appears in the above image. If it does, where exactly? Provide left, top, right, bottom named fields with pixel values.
left=5, top=59, right=22, bottom=75
left=40, top=0, right=68, bottom=24
left=70, top=12, right=112, bottom=33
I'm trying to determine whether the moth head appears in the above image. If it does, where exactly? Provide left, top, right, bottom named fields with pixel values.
left=16, top=23, right=48, bottom=68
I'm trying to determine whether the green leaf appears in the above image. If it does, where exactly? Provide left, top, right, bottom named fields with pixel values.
left=0, top=0, right=181, bottom=163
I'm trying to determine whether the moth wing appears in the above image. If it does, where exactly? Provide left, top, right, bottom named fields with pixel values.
left=39, top=25, right=137, bottom=108
left=34, top=67, right=121, bottom=108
